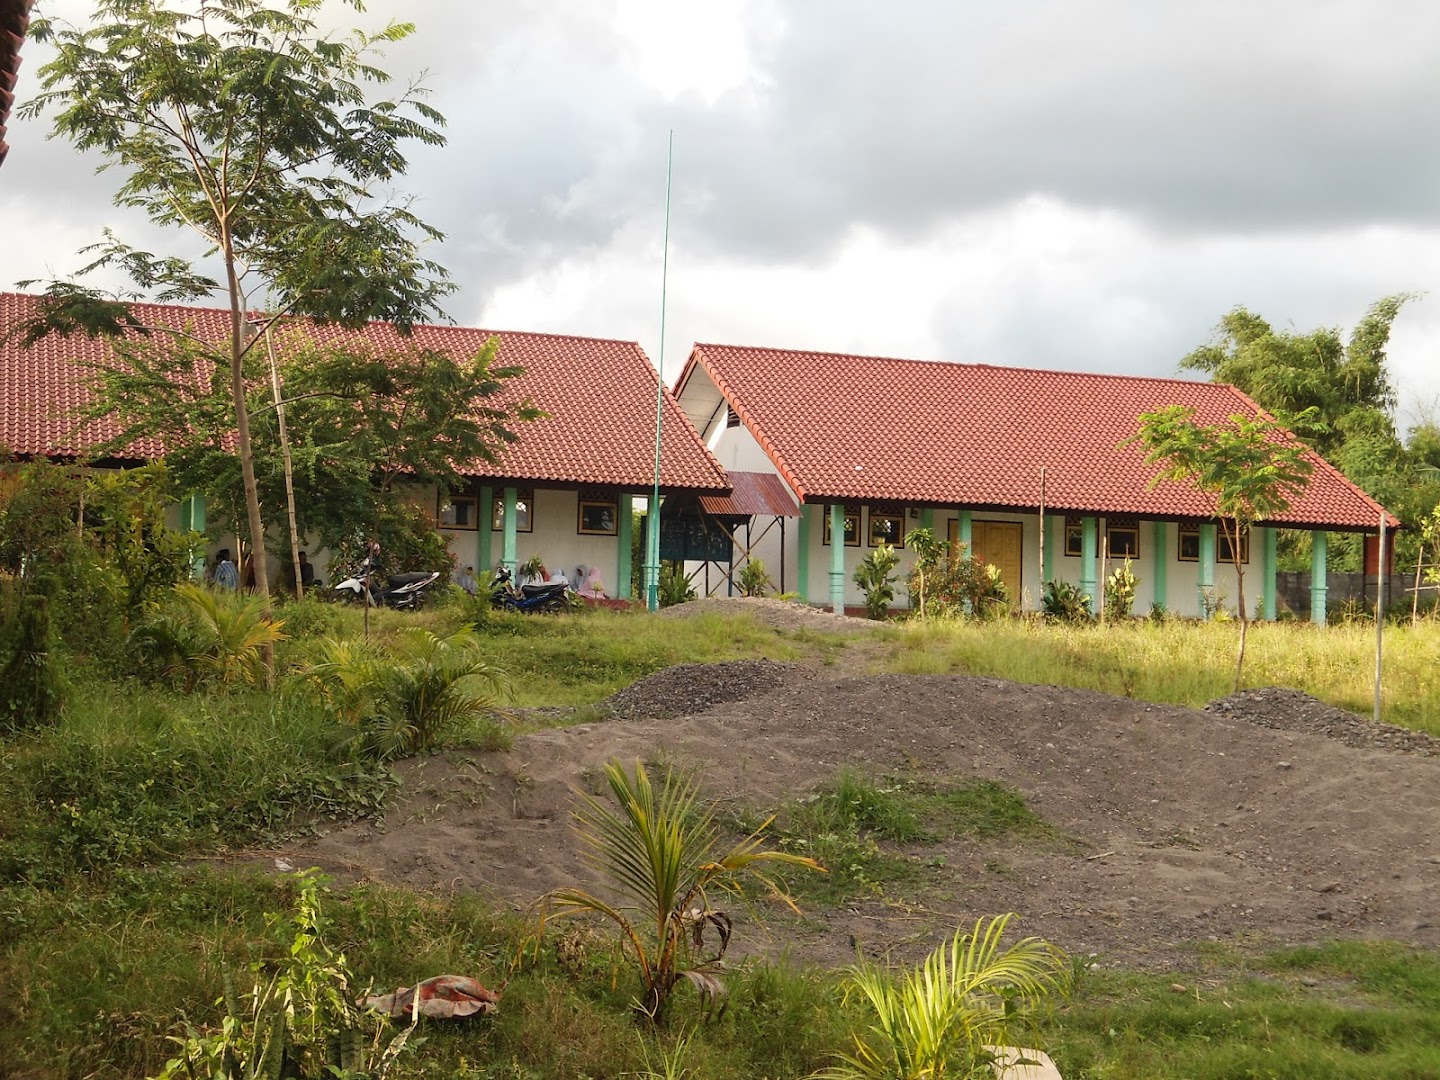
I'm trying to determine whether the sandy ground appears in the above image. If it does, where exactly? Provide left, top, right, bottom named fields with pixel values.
left=284, top=602, right=1440, bottom=971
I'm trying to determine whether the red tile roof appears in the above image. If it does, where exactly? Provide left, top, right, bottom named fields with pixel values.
left=0, top=292, right=729, bottom=492
left=698, top=470, right=800, bottom=518
left=0, top=0, right=34, bottom=168
left=679, top=344, right=1395, bottom=531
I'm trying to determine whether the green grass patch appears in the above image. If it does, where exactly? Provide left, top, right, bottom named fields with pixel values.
left=761, top=768, right=1066, bottom=903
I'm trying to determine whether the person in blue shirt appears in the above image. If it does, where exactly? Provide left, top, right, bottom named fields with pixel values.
left=213, top=548, right=239, bottom=589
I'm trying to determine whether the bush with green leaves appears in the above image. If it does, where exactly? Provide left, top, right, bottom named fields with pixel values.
left=300, top=627, right=510, bottom=760
left=854, top=543, right=900, bottom=619
left=1042, top=580, right=1092, bottom=624
left=154, top=871, right=417, bottom=1079
left=130, top=584, right=287, bottom=688
left=657, top=562, right=697, bottom=607
left=1103, top=557, right=1138, bottom=619
left=905, top=532, right=1008, bottom=620
left=0, top=593, right=65, bottom=736
left=535, top=759, right=821, bottom=1024
left=737, top=558, right=771, bottom=598
left=818, top=914, right=1068, bottom=1080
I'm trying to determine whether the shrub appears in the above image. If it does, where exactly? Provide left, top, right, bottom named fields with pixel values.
left=737, top=558, right=771, bottom=598
left=905, top=531, right=1008, bottom=620
left=1103, top=557, right=1138, bottom=619
left=535, top=759, right=822, bottom=1023
left=657, top=562, right=697, bottom=607
left=130, top=584, right=287, bottom=688
left=0, top=593, right=65, bottom=736
left=818, top=914, right=1068, bottom=1080
left=854, top=544, right=901, bottom=619
left=1042, top=580, right=1091, bottom=624
left=301, top=627, right=510, bottom=760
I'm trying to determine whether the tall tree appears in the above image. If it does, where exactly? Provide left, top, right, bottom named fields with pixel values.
left=1129, top=406, right=1312, bottom=690
left=18, top=0, right=454, bottom=610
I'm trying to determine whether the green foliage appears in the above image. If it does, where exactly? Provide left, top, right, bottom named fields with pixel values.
left=0, top=593, right=65, bottom=736
left=330, top=494, right=458, bottom=578
left=1129, top=405, right=1313, bottom=686
left=1042, top=580, right=1092, bottom=623
left=854, top=543, right=901, bottom=619
left=154, top=871, right=418, bottom=1079
left=131, top=584, right=288, bottom=688
left=535, top=759, right=822, bottom=1023
left=1103, top=557, right=1138, bottom=619
left=737, top=558, right=771, bottom=598
left=817, top=914, right=1068, bottom=1080
left=657, top=562, right=698, bottom=608
left=905, top=532, right=1008, bottom=620
left=301, top=627, right=510, bottom=760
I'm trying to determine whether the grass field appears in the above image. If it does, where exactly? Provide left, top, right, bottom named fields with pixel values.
left=3, top=601, right=1440, bottom=1077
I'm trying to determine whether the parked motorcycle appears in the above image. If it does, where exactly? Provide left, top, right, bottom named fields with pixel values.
left=490, top=566, right=574, bottom=614
left=333, top=557, right=440, bottom=609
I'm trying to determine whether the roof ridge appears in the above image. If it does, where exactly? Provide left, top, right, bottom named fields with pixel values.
left=0, top=292, right=646, bottom=350
left=693, top=341, right=1221, bottom=391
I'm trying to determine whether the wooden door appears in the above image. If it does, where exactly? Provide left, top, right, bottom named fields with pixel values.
left=949, top=519, right=1023, bottom=597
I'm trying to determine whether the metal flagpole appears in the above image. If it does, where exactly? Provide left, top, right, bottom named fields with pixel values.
left=646, top=130, right=674, bottom=611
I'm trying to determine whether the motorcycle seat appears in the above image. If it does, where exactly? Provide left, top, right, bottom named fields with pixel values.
left=520, top=582, right=566, bottom=597
left=388, top=572, right=434, bottom=588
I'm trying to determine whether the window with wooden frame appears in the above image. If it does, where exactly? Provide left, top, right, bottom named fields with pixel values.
left=437, top=494, right=479, bottom=531
left=577, top=497, right=619, bottom=536
left=725, top=407, right=741, bottom=428
left=1106, top=525, right=1140, bottom=558
left=1177, top=524, right=1249, bottom=564
left=868, top=508, right=906, bottom=548
left=822, top=507, right=861, bottom=546
left=491, top=488, right=534, bottom=533
left=1064, top=523, right=1084, bottom=557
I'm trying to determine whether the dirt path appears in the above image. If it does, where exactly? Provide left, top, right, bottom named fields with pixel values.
left=290, top=652, right=1440, bottom=971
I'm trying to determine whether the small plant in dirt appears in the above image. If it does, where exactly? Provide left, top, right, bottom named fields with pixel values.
left=1042, top=580, right=1091, bottom=624
left=130, top=583, right=287, bottom=688
left=737, top=558, right=772, bottom=598
left=1103, top=557, right=1138, bottom=620
left=905, top=529, right=945, bottom=619
left=854, top=544, right=901, bottom=619
left=301, top=627, right=510, bottom=760
left=533, top=759, right=822, bottom=1024
left=154, top=871, right=418, bottom=1079
left=0, top=592, right=65, bottom=736
left=816, top=914, right=1068, bottom=1080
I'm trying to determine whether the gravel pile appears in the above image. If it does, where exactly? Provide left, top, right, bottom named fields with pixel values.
left=1205, top=687, right=1440, bottom=757
left=602, top=659, right=805, bottom=720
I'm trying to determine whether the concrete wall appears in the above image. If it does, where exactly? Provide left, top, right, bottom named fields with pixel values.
left=1276, top=571, right=1421, bottom=618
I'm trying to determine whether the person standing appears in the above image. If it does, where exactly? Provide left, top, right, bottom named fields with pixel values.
left=213, top=548, right=239, bottom=589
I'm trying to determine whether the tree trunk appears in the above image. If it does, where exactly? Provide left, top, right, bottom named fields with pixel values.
left=1230, top=519, right=1247, bottom=692
left=223, top=252, right=274, bottom=670
left=263, top=321, right=304, bottom=600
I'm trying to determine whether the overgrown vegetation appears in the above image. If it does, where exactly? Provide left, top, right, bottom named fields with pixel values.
left=904, top=529, right=1008, bottom=620
left=853, top=543, right=900, bottom=619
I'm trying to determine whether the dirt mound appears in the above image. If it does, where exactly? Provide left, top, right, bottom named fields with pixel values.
left=1206, top=687, right=1440, bottom=756
left=603, top=659, right=806, bottom=720
left=290, top=671, right=1440, bottom=972
left=657, top=596, right=877, bottom=633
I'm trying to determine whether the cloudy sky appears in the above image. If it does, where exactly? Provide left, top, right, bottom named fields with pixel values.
left=5, top=0, right=1440, bottom=429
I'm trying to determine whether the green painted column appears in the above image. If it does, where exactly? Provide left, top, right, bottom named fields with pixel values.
left=1042, top=514, right=1055, bottom=585
left=180, top=494, right=206, bottom=579
left=958, top=509, right=973, bottom=553
left=645, top=498, right=662, bottom=611
left=617, top=494, right=633, bottom=600
left=1151, top=520, right=1168, bottom=613
left=479, top=486, right=493, bottom=572
left=920, top=508, right=934, bottom=532
left=829, top=505, right=846, bottom=614
left=1261, top=526, right=1278, bottom=621
left=502, top=486, right=519, bottom=575
left=1311, top=530, right=1328, bottom=625
left=797, top=504, right=812, bottom=603
left=1198, top=523, right=1217, bottom=619
left=1080, top=516, right=1098, bottom=614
